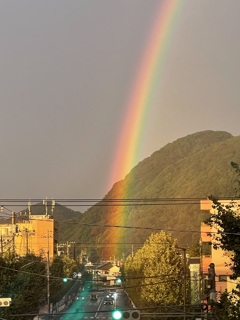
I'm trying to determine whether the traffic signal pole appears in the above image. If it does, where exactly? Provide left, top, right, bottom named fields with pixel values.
left=208, top=263, right=217, bottom=302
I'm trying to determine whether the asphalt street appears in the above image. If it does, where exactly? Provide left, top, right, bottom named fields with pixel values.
left=59, top=287, right=132, bottom=320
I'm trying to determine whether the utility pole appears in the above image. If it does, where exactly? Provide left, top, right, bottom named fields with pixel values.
left=177, top=246, right=187, bottom=320
left=199, top=238, right=203, bottom=302
left=24, top=228, right=29, bottom=255
left=73, top=242, right=76, bottom=260
left=0, top=235, right=3, bottom=254
left=47, top=231, right=50, bottom=318
left=67, top=241, right=69, bottom=257
left=182, top=248, right=187, bottom=320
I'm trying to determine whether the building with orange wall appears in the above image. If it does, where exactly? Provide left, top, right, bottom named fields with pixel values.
left=0, top=212, right=59, bottom=261
left=200, top=199, right=239, bottom=299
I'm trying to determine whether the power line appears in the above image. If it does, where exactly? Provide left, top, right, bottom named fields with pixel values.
left=0, top=197, right=239, bottom=207
left=64, top=222, right=240, bottom=236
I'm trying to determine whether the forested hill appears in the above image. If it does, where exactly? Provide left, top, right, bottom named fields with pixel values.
left=60, top=130, right=240, bottom=261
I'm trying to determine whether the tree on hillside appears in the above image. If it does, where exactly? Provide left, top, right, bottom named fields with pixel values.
left=123, top=231, right=185, bottom=309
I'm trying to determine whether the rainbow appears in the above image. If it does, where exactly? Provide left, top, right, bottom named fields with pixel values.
left=109, top=0, right=181, bottom=188
left=104, top=0, right=182, bottom=260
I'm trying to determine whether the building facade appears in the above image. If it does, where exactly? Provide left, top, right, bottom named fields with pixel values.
left=0, top=212, right=58, bottom=261
left=200, top=199, right=239, bottom=300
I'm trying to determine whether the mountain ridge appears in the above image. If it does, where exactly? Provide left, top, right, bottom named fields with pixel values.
left=2, top=130, right=238, bottom=262
left=59, top=130, right=240, bottom=261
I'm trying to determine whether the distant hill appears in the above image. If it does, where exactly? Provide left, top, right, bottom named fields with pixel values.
left=21, top=131, right=240, bottom=262
left=0, top=203, right=81, bottom=239
left=27, top=203, right=81, bottom=240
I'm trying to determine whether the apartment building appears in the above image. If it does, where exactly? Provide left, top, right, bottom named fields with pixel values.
left=0, top=211, right=59, bottom=261
left=200, top=199, right=239, bottom=299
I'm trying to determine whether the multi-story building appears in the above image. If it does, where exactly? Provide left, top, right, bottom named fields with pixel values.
left=0, top=211, right=59, bottom=261
left=200, top=199, right=239, bottom=300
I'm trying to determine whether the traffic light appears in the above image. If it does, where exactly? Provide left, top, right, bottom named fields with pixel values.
left=63, top=277, right=68, bottom=282
left=112, top=309, right=140, bottom=320
left=122, top=310, right=140, bottom=320
left=0, top=298, right=12, bottom=307
left=112, top=310, right=123, bottom=320
left=208, top=263, right=216, bottom=290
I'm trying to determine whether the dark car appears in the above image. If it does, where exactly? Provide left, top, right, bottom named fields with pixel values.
left=104, top=298, right=114, bottom=305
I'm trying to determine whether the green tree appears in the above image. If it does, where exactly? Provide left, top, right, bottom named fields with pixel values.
left=62, top=255, right=77, bottom=277
left=0, top=253, right=83, bottom=319
left=123, top=231, right=184, bottom=310
left=0, top=254, right=46, bottom=320
left=208, top=289, right=240, bottom=320
left=49, top=255, right=66, bottom=299
left=49, top=255, right=76, bottom=304
left=187, top=242, right=200, bottom=257
left=50, top=255, right=83, bottom=304
left=0, top=252, right=17, bottom=295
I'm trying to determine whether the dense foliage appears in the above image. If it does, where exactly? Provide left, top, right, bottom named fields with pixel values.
left=0, top=253, right=82, bottom=319
left=123, top=231, right=184, bottom=310
left=0, top=253, right=46, bottom=320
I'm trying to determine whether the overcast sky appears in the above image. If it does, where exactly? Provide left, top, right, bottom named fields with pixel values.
left=1, top=0, right=240, bottom=209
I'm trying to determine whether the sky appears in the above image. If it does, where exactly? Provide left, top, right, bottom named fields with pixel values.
left=1, top=0, right=240, bottom=210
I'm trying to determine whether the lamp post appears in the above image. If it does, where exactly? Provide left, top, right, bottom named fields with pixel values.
left=177, top=246, right=187, bottom=320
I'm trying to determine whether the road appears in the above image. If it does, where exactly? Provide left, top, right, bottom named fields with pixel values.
left=58, top=287, right=132, bottom=320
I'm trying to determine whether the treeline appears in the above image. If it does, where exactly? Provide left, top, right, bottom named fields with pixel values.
left=0, top=253, right=85, bottom=320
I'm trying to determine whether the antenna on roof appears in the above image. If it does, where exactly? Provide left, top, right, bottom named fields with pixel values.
left=28, top=200, right=31, bottom=214
left=43, top=197, right=48, bottom=216
left=51, top=199, right=55, bottom=215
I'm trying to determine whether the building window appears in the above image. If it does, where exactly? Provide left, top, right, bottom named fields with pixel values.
left=219, top=275, right=227, bottom=282
left=202, top=242, right=212, bottom=256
